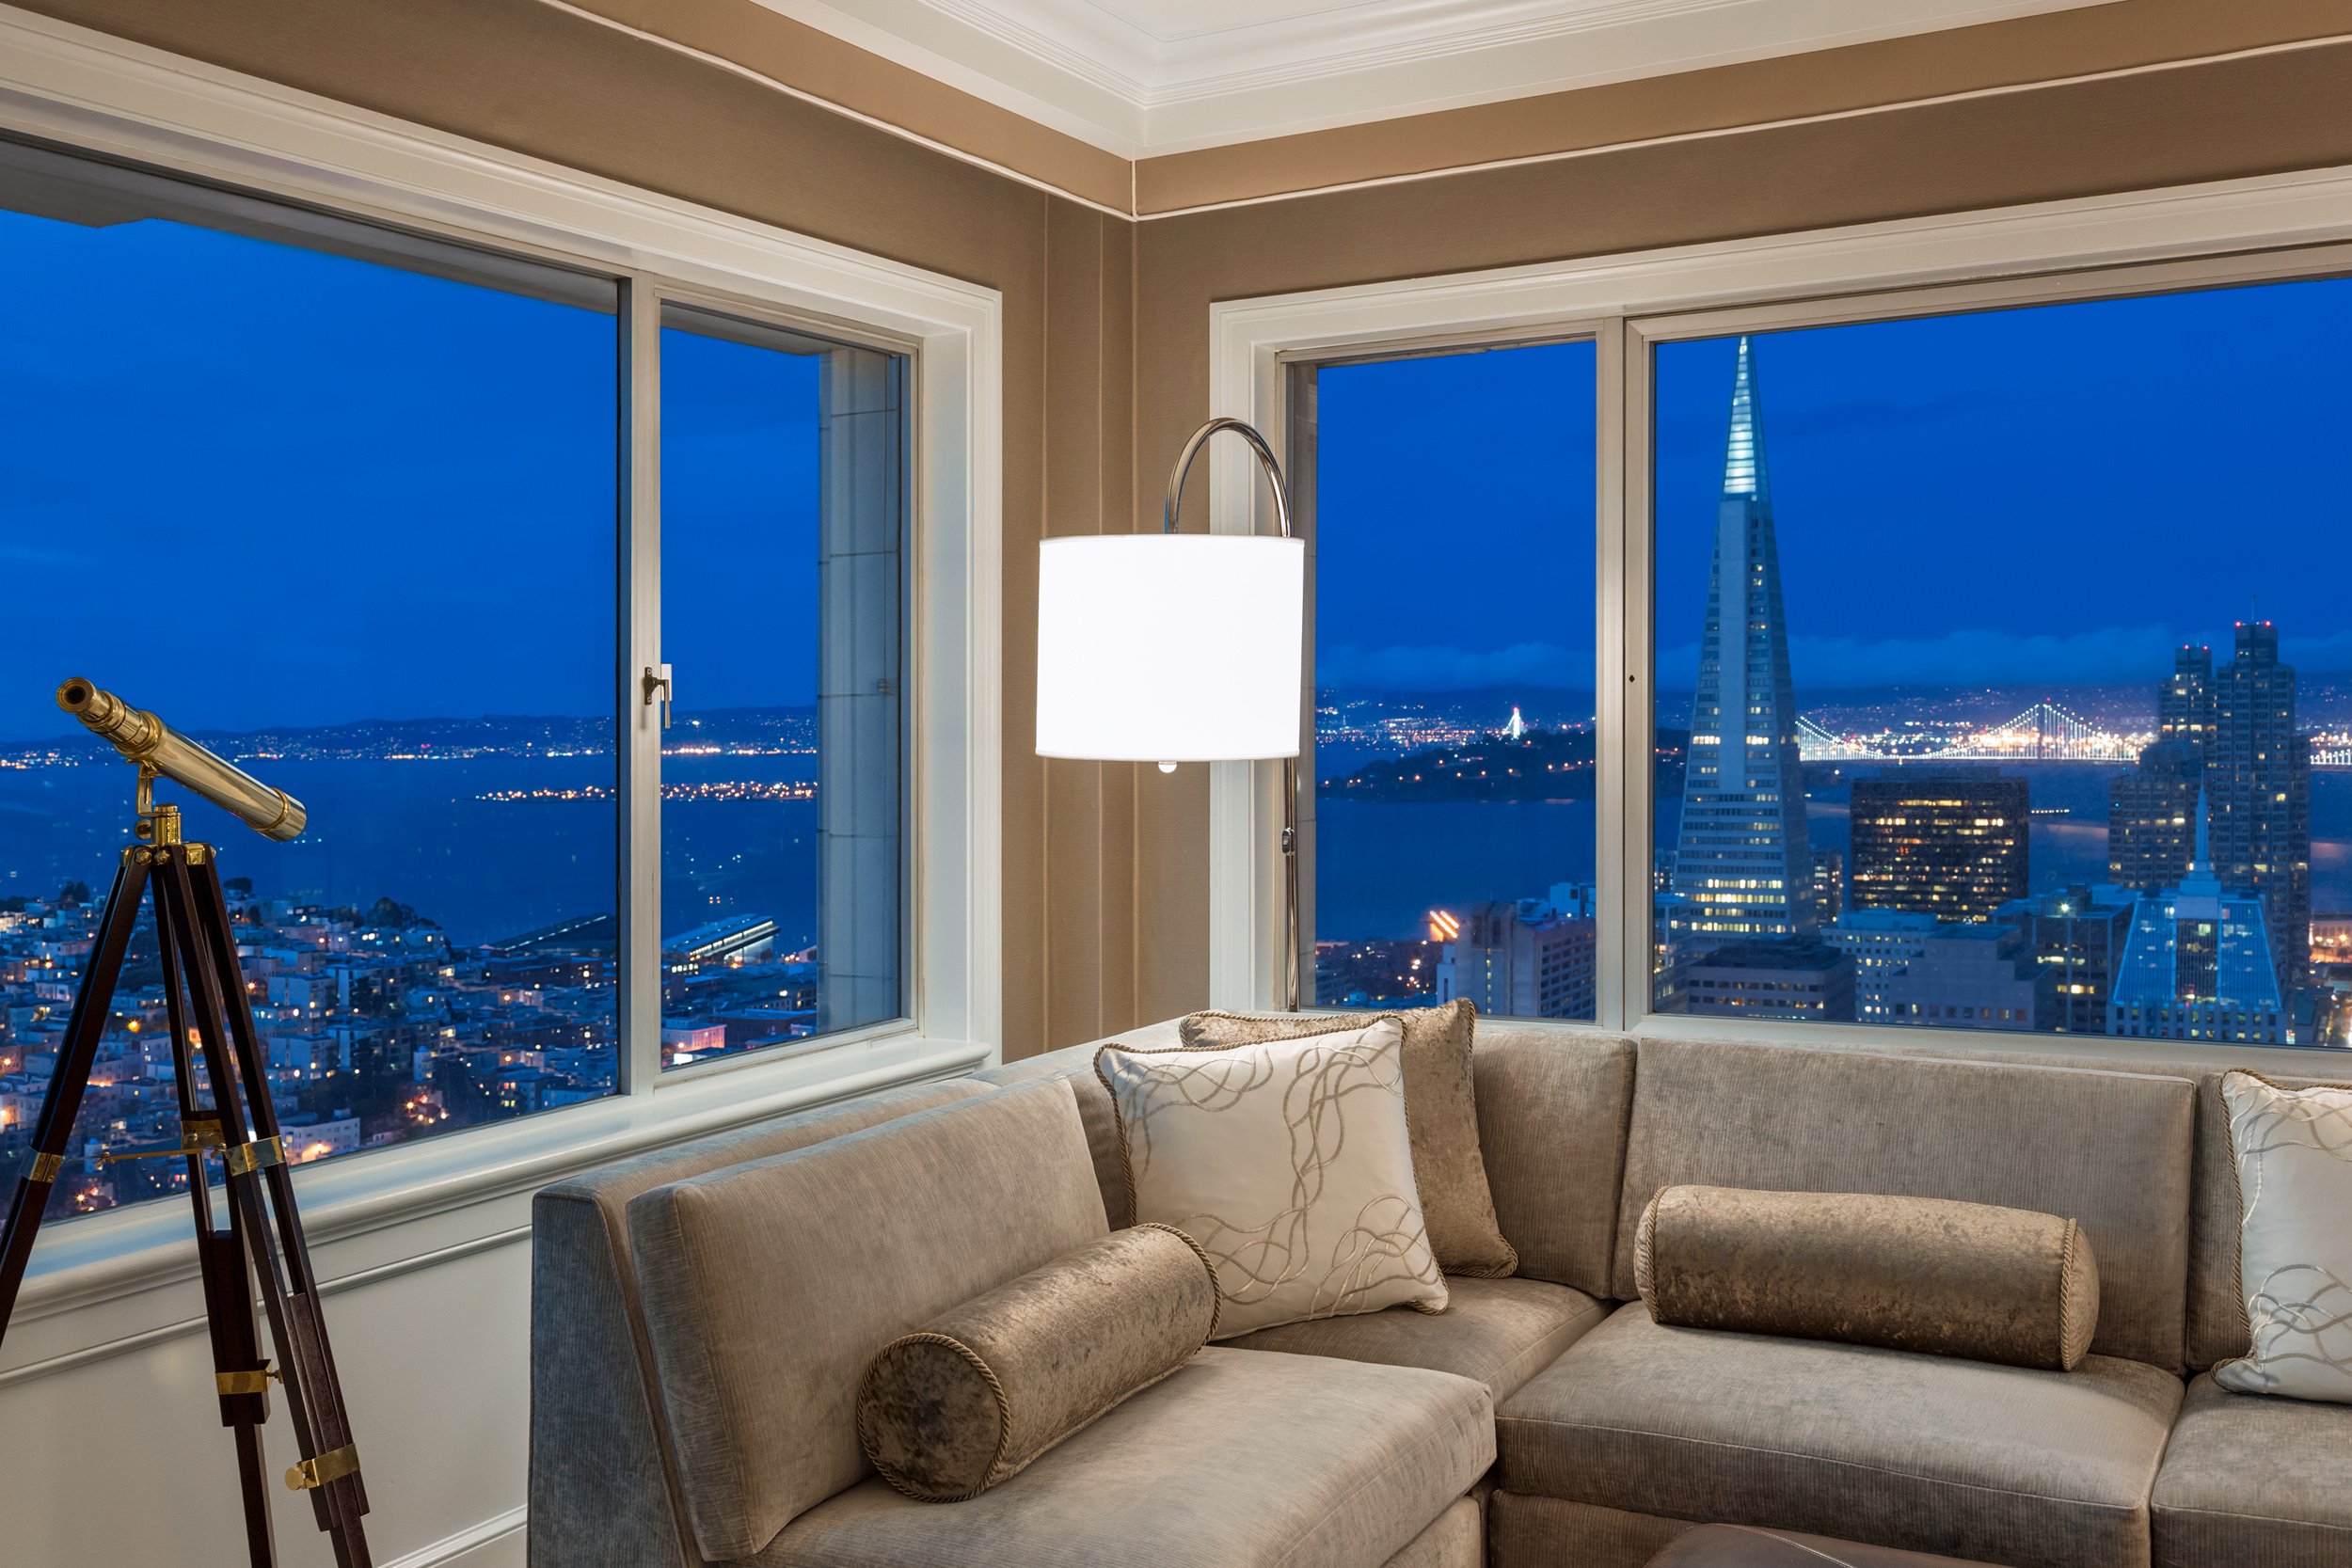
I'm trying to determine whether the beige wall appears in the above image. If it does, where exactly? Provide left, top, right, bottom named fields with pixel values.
left=16, top=1, right=2352, bottom=1047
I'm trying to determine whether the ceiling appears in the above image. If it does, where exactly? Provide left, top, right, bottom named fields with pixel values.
left=753, top=0, right=2122, bottom=156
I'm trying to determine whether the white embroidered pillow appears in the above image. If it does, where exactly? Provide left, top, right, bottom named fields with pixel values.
left=1094, top=1018, right=1447, bottom=1338
left=2216, top=1070, right=2352, bottom=1404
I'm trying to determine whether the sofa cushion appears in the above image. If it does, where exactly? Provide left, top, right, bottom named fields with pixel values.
left=1649, top=1523, right=1991, bottom=1567
left=976, top=1039, right=1161, bottom=1228
left=1615, top=1037, right=2194, bottom=1369
left=1227, top=1275, right=1607, bottom=1402
left=529, top=1078, right=993, bottom=1568
left=2151, top=1370, right=2352, bottom=1568
left=1473, top=1025, right=1636, bottom=1298
left=752, top=1347, right=1494, bottom=1568
left=1497, top=1303, right=2182, bottom=1568
left=628, top=1079, right=1110, bottom=1561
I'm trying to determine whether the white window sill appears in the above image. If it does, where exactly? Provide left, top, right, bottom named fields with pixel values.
left=7, top=1030, right=993, bottom=1339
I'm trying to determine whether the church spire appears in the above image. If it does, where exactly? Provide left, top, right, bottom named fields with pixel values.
left=1722, top=336, right=1769, bottom=500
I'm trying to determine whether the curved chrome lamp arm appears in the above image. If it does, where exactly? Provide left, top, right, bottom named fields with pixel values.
left=1162, top=416, right=1295, bottom=539
left=1159, top=417, right=1303, bottom=1010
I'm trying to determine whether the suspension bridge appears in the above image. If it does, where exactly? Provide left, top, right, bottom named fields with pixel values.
left=1795, top=700, right=2143, bottom=765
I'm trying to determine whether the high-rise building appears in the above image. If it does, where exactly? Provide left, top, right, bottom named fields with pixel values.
left=1681, top=939, right=1853, bottom=1022
left=2207, top=621, right=2312, bottom=990
left=2158, top=643, right=2215, bottom=753
left=1849, top=770, right=2029, bottom=924
left=1824, top=909, right=1936, bottom=1023
left=1664, top=336, right=1813, bottom=954
left=1437, top=885, right=1597, bottom=1020
left=2004, top=884, right=2136, bottom=1035
left=2109, top=795, right=2287, bottom=1044
left=2107, top=739, right=2202, bottom=892
left=1810, top=848, right=1845, bottom=924
left=1879, top=924, right=2044, bottom=1032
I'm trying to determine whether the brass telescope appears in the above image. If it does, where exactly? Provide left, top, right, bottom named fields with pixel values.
left=57, top=677, right=307, bottom=841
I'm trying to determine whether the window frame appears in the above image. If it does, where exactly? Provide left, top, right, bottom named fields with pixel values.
left=1209, top=167, right=2352, bottom=1076
left=0, top=8, right=1001, bottom=1322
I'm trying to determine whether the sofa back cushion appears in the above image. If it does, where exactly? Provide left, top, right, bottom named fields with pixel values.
left=528, top=1078, right=992, bottom=1568
left=1472, top=1024, right=1637, bottom=1297
left=627, top=1077, right=1110, bottom=1561
left=1614, top=1037, right=2195, bottom=1370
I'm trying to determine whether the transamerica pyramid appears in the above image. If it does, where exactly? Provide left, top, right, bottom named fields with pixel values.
left=1666, top=336, right=1815, bottom=945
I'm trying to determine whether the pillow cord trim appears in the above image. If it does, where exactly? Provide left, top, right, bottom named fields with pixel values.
left=2058, top=1217, right=2080, bottom=1371
left=857, top=1332, right=1013, bottom=1503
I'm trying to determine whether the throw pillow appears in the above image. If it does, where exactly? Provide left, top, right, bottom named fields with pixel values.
left=2216, top=1070, right=2352, bottom=1403
left=1179, top=1000, right=1518, bottom=1277
left=857, top=1224, right=1219, bottom=1499
left=1635, top=1184, right=2100, bottom=1370
left=1095, top=1018, right=1449, bottom=1337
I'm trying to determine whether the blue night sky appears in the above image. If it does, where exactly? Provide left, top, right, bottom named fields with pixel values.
left=0, top=208, right=821, bottom=742
left=1319, top=277, right=2352, bottom=698
left=7, top=197, right=2350, bottom=741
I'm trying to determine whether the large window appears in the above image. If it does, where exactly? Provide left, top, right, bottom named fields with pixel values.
left=1649, top=280, right=2351, bottom=1048
left=1304, top=341, right=1598, bottom=1019
left=0, top=138, right=912, bottom=1221
left=1281, top=251, right=2352, bottom=1055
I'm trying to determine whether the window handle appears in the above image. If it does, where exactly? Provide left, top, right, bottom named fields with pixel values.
left=642, top=664, right=673, bottom=729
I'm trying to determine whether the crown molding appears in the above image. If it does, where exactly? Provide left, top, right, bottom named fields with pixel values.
left=755, top=0, right=2119, bottom=155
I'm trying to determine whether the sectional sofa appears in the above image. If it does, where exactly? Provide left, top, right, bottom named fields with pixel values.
left=527, top=1018, right=2351, bottom=1568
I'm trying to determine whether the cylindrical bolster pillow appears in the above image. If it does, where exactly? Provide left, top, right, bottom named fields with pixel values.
left=1635, top=1185, right=2101, bottom=1371
left=857, top=1224, right=1217, bottom=1500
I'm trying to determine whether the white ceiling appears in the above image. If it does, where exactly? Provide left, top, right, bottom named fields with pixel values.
left=754, top=0, right=2122, bottom=157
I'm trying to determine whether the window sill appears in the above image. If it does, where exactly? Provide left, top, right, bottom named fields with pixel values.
left=7, top=1029, right=992, bottom=1337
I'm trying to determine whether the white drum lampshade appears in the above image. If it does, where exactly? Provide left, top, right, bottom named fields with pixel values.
left=1035, top=533, right=1305, bottom=765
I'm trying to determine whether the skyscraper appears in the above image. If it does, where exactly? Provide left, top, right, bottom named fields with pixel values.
left=1849, top=770, right=2029, bottom=923
left=2109, top=792, right=2286, bottom=1044
left=2107, top=738, right=2201, bottom=892
left=1665, top=337, right=1813, bottom=951
left=2207, top=621, right=2312, bottom=990
left=2158, top=644, right=2215, bottom=753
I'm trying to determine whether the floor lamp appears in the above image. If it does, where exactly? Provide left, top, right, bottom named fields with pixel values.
left=1035, top=417, right=1307, bottom=1010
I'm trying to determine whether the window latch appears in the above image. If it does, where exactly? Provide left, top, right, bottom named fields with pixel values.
left=642, top=664, right=674, bottom=729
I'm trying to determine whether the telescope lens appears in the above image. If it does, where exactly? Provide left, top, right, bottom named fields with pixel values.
left=61, top=681, right=90, bottom=707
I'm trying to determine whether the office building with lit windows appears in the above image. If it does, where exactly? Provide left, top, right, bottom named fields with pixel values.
left=1661, top=337, right=1813, bottom=956
left=1682, top=939, right=1854, bottom=1022
left=2108, top=739, right=2203, bottom=892
left=2109, top=800, right=2287, bottom=1043
left=1849, top=771, right=2029, bottom=924
left=2207, top=620, right=2312, bottom=990
left=1436, top=886, right=1597, bottom=1021
left=2003, top=884, right=2137, bottom=1036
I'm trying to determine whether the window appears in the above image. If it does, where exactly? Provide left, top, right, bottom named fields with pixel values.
left=0, top=137, right=914, bottom=1222
left=1301, top=341, right=1599, bottom=1019
left=1649, top=280, right=2351, bottom=1048
left=656, top=305, right=907, bottom=1068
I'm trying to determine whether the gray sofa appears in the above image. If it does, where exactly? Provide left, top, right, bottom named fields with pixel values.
left=527, top=1020, right=2352, bottom=1568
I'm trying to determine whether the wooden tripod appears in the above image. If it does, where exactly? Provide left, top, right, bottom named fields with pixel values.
left=0, top=793, right=372, bottom=1567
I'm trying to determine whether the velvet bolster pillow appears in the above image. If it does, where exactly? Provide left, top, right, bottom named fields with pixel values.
left=1635, top=1185, right=2101, bottom=1371
left=857, top=1224, right=1218, bottom=1500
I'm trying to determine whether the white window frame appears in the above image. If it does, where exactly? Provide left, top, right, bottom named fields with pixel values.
left=0, top=8, right=1001, bottom=1341
left=1208, top=159, right=2352, bottom=1075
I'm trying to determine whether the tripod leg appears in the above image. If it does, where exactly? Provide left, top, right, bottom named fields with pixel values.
left=157, top=881, right=278, bottom=1568
left=160, top=853, right=371, bottom=1568
left=0, top=849, right=149, bottom=1338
